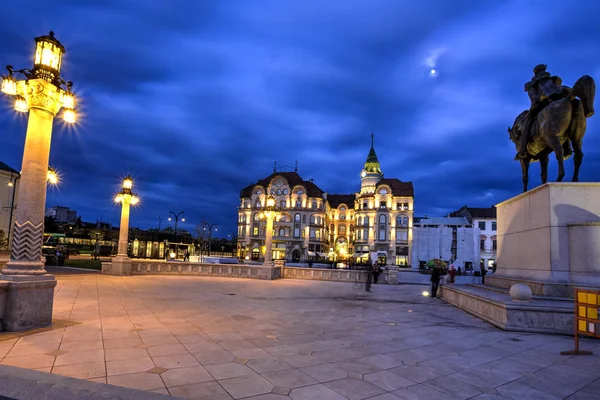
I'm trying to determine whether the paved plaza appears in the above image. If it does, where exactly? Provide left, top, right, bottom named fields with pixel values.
left=1, top=271, right=600, bottom=399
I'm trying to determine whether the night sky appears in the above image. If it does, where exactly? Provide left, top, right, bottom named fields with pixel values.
left=1, top=1, right=600, bottom=236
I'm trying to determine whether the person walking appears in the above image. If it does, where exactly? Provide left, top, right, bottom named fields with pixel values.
left=183, top=249, right=189, bottom=262
left=373, top=261, right=381, bottom=284
left=480, top=264, right=487, bottom=285
left=430, top=265, right=442, bottom=298
left=365, top=259, right=373, bottom=292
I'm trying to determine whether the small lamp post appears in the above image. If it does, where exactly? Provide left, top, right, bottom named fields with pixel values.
left=202, top=222, right=218, bottom=257
left=113, top=176, right=139, bottom=261
left=260, top=196, right=278, bottom=266
left=1, top=32, right=77, bottom=277
left=168, top=211, right=185, bottom=234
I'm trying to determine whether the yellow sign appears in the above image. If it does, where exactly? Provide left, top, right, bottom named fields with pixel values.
left=562, top=288, right=599, bottom=356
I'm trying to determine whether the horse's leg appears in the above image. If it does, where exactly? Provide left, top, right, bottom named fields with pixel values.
left=540, top=155, right=549, bottom=184
left=569, top=99, right=586, bottom=182
left=521, top=158, right=530, bottom=192
left=546, top=136, right=565, bottom=181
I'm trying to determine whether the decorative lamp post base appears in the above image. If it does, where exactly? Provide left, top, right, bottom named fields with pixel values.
left=101, top=256, right=132, bottom=276
left=1, top=261, right=47, bottom=275
left=1, top=274, right=57, bottom=332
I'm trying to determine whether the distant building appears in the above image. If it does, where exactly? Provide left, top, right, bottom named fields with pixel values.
left=411, top=217, right=480, bottom=271
left=449, top=206, right=497, bottom=269
left=45, top=206, right=77, bottom=224
left=0, top=161, right=20, bottom=250
left=237, top=136, right=414, bottom=265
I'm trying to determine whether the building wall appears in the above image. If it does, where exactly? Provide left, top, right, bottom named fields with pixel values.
left=0, top=170, right=19, bottom=250
left=45, top=206, right=77, bottom=223
left=475, top=218, right=497, bottom=269
left=411, top=225, right=480, bottom=270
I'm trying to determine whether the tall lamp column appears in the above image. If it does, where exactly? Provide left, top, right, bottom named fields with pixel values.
left=1, top=32, right=77, bottom=276
left=114, top=176, right=139, bottom=259
left=260, top=196, right=278, bottom=267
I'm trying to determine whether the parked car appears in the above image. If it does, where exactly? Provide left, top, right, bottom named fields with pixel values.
left=42, top=246, right=66, bottom=266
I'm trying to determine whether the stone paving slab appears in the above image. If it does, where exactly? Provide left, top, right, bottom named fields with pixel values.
left=1, top=273, right=600, bottom=399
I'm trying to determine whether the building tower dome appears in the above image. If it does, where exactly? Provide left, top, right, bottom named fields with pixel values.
left=360, top=133, right=383, bottom=194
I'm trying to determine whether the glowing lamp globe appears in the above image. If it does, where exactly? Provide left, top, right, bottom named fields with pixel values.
left=123, top=177, right=133, bottom=190
left=131, top=196, right=140, bottom=205
left=33, top=31, right=65, bottom=83
left=1, top=75, right=17, bottom=95
left=61, top=91, right=75, bottom=109
left=14, top=96, right=27, bottom=112
left=63, top=108, right=76, bottom=124
left=47, top=168, right=59, bottom=185
left=114, top=194, right=123, bottom=203
left=266, top=196, right=275, bottom=208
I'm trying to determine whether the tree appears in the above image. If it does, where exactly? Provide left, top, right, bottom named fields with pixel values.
left=89, top=229, right=104, bottom=260
left=194, top=223, right=210, bottom=260
left=44, top=216, right=60, bottom=233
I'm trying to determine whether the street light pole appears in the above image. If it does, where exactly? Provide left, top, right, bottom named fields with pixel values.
left=114, top=177, right=139, bottom=259
left=202, top=222, right=218, bottom=257
left=1, top=32, right=77, bottom=276
left=260, top=196, right=278, bottom=266
left=168, top=211, right=185, bottom=234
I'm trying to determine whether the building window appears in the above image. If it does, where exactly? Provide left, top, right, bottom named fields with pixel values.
left=492, top=239, right=497, bottom=250
left=296, top=200, right=302, bottom=208
left=312, top=201, right=317, bottom=209
left=378, top=215, right=386, bottom=241
left=280, top=201, right=286, bottom=208
left=397, top=215, right=408, bottom=227
left=363, top=202, right=368, bottom=209
left=316, top=230, right=321, bottom=239
left=357, top=229, right=362, bottom=240
left=302, top=215, right=306, bottom=223
left=357, top=217, right=362, bottom=226
left=310, top=229, right=315, bottom=238
left=339, top=225, right=346, bottom=235
left=253, top=227, right=258, bottom=236
left=492, top=221, right=497, bottom=231
left=255, top=200, right=261, bottom=208
left=295, top=213, right=300, bottom=222
left=397, top=230, right=408, bottom=241
left=310, top=215, right=315, bottom=224
left=283, top=189, right=288, bottom=194
left=478, top=221, right=486, bottom=230
left=278, top=228, right=285, bottom=237
left=294, top=227, right=300, bottom=237
left=480, top=239, right=486, bottom=250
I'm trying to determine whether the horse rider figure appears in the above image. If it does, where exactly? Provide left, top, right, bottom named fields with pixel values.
left=516, top=64, right=571, bottom=160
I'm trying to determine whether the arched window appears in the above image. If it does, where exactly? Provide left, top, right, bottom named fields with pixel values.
left=255, top=199, right=261, bottom=208
left=253, top=213, right=259, bottom=222
left=295, top=213, right=301, bottom=222
left=396, top=214, right=408, bottom=241
left=364, top=216, right=370, bottom=239
left=364, top=216, right=369, bottom=226
left=357, top=217, right=362, bottom=226
left=278, top=228, right=285, bottom=237
left=339, top=225, right=346, bottom=235
left=378, top=215, right=387, bottom=241
left=310, top=215, right=316, bottom=224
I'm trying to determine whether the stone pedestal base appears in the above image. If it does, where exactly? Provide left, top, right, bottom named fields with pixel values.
left=385, top=266, right=399, bottom=285
left=102, top=257, right=132, bottom=276
left=1, top=275, right=57, bottom=332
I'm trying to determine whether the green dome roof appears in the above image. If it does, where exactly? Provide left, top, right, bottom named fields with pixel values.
left=364, top=133, right=382, bottom=174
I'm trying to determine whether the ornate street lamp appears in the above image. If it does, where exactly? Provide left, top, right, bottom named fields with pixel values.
left=260, top=196, right=279, bottom=266
left=202, top=222, right=218, bottom=257
left=114, top=176, right=140, bottom=261
left=1, top=32, right=77, bottom=278
left=168, top=211, right=185, bottom=234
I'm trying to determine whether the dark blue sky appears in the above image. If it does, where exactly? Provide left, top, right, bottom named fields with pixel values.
left=1, top=0, right=600, bottom=236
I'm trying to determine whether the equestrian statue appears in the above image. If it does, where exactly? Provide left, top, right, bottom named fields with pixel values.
left=508, top=64, right=595, bottom=192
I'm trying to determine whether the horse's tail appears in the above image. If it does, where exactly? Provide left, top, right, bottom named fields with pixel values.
left=571, top=75, right=595, bottom=118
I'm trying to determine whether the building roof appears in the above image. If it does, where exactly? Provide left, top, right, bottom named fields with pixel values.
left=364, top=133, right=382, bottom=174
left=327, top=194, right=355, bottom=209
left=449, top=206, right=496, bottom=219
left=376, top=178, right=414, bottom=197
left=240, top=172, right=324, bottom=198
left=415, top=217, right=470, bottom=226
left=0, top=161, right=18, bottom=174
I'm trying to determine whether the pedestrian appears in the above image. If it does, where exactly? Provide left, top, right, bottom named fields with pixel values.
left=480, top=264, right=487, bottom=285
left=449, top=264, right=456, bottom=284
left=457, top=266, right=462, bottom=276
left=183, top=249, right=189, bottom=262
left=430, top=265, right=442, bottom=298
left=373, top=261, right=381, bottom=284
left=365, top=259, right=373, bottom=292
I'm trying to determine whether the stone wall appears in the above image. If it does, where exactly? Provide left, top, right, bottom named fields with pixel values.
left=117, top=260, right=281, bottom=280
left=282, top=267, right=369, bottom=282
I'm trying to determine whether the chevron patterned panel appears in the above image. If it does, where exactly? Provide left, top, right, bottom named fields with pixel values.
left=11, top=220, right=44, bottom=262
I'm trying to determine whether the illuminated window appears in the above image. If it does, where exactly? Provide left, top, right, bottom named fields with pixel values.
left=295, top=213, right=300, bottom=222
left=378, top=215, right=387, bottom=241
left=339, top=225, right=346, bottom=235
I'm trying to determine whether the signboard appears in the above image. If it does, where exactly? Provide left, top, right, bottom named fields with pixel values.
left=561, top=288, right=599, bottom=356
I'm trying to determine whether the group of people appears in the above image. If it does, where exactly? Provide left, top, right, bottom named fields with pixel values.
left=429, top=263, right=489, bottom=298
left=365, top=261, right=384, bottom=292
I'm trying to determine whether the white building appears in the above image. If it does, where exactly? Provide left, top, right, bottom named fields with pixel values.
left=449, top=206, right=497, bottom=270
left=0, top=161, right=20, bottom=251
left=411, top=217, right=480, bottom=271
left=45, top=206, right=77, bottom=224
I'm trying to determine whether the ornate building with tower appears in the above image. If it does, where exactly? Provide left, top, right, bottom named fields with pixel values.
left=237, top=137, right=414, bottom=266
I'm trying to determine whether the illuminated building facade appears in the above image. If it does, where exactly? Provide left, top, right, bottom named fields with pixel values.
left=238, top=137, right=414, bottom=265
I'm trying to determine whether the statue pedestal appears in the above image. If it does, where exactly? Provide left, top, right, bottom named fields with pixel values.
left=1, top=274, right=57, bottom=332
left=441, top=183, right=600, bottom=334
left=489, top=182, right=600, bottom=297
left=102, top=256, right=132, bottom=276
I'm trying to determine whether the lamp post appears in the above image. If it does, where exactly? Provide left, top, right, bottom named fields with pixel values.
left=0, top=32, right=77, bottom=331
left=114, top=176, right=139, bottom=260
left=202, top=222, right=218, bottom=257
left=260, top=196, right=278, bottom=266
left=168, top=211, right=185, bottom=234
left=1, top=32, right=77, bottom=276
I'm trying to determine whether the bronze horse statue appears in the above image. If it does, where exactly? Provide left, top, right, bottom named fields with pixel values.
left=508, top=75, right=596, bottom=192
